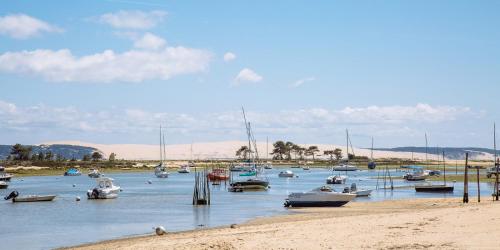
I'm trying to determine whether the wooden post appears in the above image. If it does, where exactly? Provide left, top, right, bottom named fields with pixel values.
left=463, top=153, right=469, bottom=203
left=476, top=167, right=480, bottom=203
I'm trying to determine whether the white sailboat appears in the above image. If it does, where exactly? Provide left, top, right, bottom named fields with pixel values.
left=155, top=125, right=169, bottom=178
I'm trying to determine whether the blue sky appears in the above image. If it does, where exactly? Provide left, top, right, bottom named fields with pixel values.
left=0, top=0, right=499, bottom=148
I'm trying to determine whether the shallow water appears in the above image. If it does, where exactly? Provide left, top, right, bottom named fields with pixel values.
left=0, top=167, right=495, bottom=250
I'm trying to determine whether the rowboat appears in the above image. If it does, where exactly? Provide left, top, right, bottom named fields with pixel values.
left=4, top=191, right=56, bottom=202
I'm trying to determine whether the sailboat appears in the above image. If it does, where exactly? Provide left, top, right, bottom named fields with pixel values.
left=331, top=130, right=358, bottom=171
left=155, top=126, right=169, bottom=178
left=264, top=136, right=273, bottom=169
left=403, top=133, right=429, bottom=181
left=368, top=137, right=376, bottom=169
left=229, top=107, right=269, bottom=192
left=415, top=151, right=454, bottom=192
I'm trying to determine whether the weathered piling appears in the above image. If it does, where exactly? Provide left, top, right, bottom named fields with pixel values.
left=463, top=153, right=469, bottom=203
left=193, top=167, right=210, bottom=205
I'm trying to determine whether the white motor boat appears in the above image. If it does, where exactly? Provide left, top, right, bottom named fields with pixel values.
left=264, top=164, right=273, bottom=169
left=178, top=165, right=190, bottom=173
left=302, top=166, right=310, bottom=170
left=0, top=181, right=8, bottom=189
left=155, top=164, right=169, bottom=178
left=278, top=170, right=295, bottom=178
left=0, top=172, right=13, bottom=181
left=332, top=164, right=358, bottom=171
left=87, top=177, right=121, bottom=199
left=4, top=191, right=56, bottom=202
left=343, top=183, right=372, bottom=197
left=326, top=175, right=347, bottom=184
left=88, top=169, right=102, bottom=178
left=284, top=186, right=356, bottom=207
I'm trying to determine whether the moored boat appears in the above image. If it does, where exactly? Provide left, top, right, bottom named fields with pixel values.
left=64, top=168, right=81, bottom=176
left=326, top=175, right=347, bottom=184
left=178, top=165, right=190, bottom=173
left=415, top=184, right=454, bottom=192
left=87, top=169, right=102, bottom=178
left=207, top=168, right=229, bottom=181
left=4, top=191, right=56, bottom=202
left=342, top=183, right=372, bottom=197
left=332, top=164, right=358, bottom=171
left=284, top=186, right=355, bottom=207
left=0, top=181, right=8, bottom=189
left=229, top=178, right=269, bottom=192
left=278, top=170, right=295, bottom=178
left=0, top=172, right=13, bottom=181
left=87, top=177, right=120, bottom=199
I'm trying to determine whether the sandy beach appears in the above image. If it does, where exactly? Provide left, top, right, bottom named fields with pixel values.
left=68, top=197, right=500, bottom=250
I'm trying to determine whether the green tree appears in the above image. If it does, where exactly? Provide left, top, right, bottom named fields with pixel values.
left=82, top=154, right=91, bottom=161
left=56, top=154, right=65, bottom=162
left=236, top=146, right=251, bottom=160
left=333, top=148, right=342, bottom=161
left=91, top=152, right=103, bottom=161
left=306, top=146, right=320, bottom=161
left=271, top=141, right=286, bottom=160
left=291, top=144, right=302, bottom=160
left=10, top=144, right=32, bottom=160
left=109, top=152, right=116, bottom=162
left=284, top=141, right=294, bottom=160
left=324, top=150, right=335, bottom=161
left=45, top=151, right=53, bottom=161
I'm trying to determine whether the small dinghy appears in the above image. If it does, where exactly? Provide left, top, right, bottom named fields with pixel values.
left=4, top=191, right=56, bottom=202
left=87, top=177, right=121, bottom=199
left=88, top=169, right=102, bottom=178
left=64, top=168, right=81, bottom=176
left=278, top=170, right=295, bottom=178
left=0, top=181, right=8, bottom=189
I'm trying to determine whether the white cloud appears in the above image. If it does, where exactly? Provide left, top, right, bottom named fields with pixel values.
left=234, top=68, right=262, bottom=84
left=99, top=10, right=167, bottom=29
left=0, top=46, right=212, bottom=83
left=0, top=14, right=62, bottom=39
left=292, top=76, right=315, bottom=87
left=223, top=52, right=236, bottom=62
left=133, top=32, right=166, bottom=50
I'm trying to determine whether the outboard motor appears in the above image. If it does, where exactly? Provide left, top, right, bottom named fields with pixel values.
left=4, top=191, right=19, bottom=200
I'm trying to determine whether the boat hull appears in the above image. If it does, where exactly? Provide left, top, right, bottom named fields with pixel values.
left=0, top=174, right=13, bottom=181
left=230, top=180, right=269, bottom=191
left=0, top=183, right=8, bottom=189
left=415, top=185, right=454, bottom=192
left=354, top=189, right=372, bottom=197
left=13, top=195, right=56, bottom=202
left=286, top=200, right=351, bottom=207
left=285, top=192, right=355, bottom=207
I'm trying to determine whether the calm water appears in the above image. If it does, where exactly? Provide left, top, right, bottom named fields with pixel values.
left=0, top=167, right=496, bottom=250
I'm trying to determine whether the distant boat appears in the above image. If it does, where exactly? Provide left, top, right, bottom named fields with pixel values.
left=284, top=186, right=355, bottom=207
left=326, top=175, right=347, bottom=184
left=415, top=151, right=454, bottom=193
left=229, top=179, right=269, bottom=192
left=342, top=183, right=372, bottom=197
left=0, top=172, right=13, bottom=181
left=368, top=137, right=376, bottom=169
left=240, top=171, right=256, bottom=177
left=402, top=165, right=427, bottom=181
left=332, top=164, right=358, bottom=171
left=64, top=168, right=81, bottom=176
left=4, top=191, right=56, bottom=202
left=0, top=181, right=8, bottom=189
left=87, top=169, right=102, bottom=178
left=230, top=163, right=255, bottom=172
left=87, top=177, right=120, bottom=199
left=264, top=164, right=273, bottom=169
left=207, top=168, right=229, bottom=181
left=302, top=166, right=310, bottom=171
left=155, top=125, right=169, bottom=178
left=278, top=170, right=295, bottom=178
left=178, top=165, right=190, bottom=173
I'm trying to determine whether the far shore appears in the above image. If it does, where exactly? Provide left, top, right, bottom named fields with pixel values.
left=65, top=197, right=500, bottom=250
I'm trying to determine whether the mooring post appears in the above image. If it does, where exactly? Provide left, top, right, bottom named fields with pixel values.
left=476, top=166, right=480, bottom=203
left=463, top=153, right=469, bottom=203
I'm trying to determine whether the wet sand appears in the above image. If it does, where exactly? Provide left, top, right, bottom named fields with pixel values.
left=67, top=197, right=500, bottom=250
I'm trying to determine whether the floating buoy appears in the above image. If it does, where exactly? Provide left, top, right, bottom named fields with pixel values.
left=147, top=180, right=152, bottom=184
left=72, top=184, right=76, bottom=187
left=155, top=226, right=166, bottom=235
left=76, top=196, right=81, bottom=201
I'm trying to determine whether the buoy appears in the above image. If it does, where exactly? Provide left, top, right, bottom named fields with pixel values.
left=155, top=226, right=166, bottom=235
left=76, top=196, right=81, bottom=201
left=147, top=180, right=152, bottom=184
left=72, top=184, right=76, bottom=187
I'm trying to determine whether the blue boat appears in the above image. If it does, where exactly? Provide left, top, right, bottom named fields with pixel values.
left=64, top=168, right=81, bottom=176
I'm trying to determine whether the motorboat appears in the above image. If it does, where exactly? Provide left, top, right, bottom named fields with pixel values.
left=264, top=164, right=273, bottom=169
left=207, top=168, right=229, bottom=181
left=155, top=164, right=169, bottom=178
left=342, top=183, right=372, bottom=197
left=302, top=166, right=310, bottom=171
left=88, top=169, right=102, bottom=178
left=178, top=164, right=190, bottom=173
left=278, top=170, right=295, bottom=178
left=0, top=172, right=13, bottom=181
left=403, top=172, right=427, bottom=181
left=424, top=170, right=441, bottom=176
left=229, top=163, right=255, bottom=172
left=284, top=186, right=356, bottom=207
left=228, top=178, right=269, bottom=192
left=87, top=177, right=120, bottom=199
left=4, top=191, right=56, bottom=202
left=0, top=181, right=8, bottom=189
left=326, top=175, right=347, bottom=184
left=64, top=168, right=81, bottom=176
left=332, top=164, right=358, bottom=171
left=291, top=165, right=301, bottom=169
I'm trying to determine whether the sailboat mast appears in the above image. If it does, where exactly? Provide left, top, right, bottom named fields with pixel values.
left=159, top=125, right=163, bottom=164
left=346, top=129, right=349, bottom=164
left=370, top=137, right=374, bottom=160
left=266, top=136, right=269, bottom=161
left=163, top=131, right=167, bottom=168
left=242, top=107, right=252, bottom=161
left=443, top=151, right=446, bottom=185
left=425, top=133, right=428, bottom=166
left=494, top=123, right=499, bottom=200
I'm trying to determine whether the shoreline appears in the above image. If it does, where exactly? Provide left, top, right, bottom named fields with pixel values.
left=65, top=197, right=500, bottom=249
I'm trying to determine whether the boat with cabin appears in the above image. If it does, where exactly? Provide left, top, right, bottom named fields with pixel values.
left=284, top=185, right=356, bottom=207
left=0, top=181, right=8, bottom=189
left=64, top=168, right=81, bottom=176
left=87, top=169, right=102, bottom=178
left=326, top=175, right=347, bottom=184
left=87, top=177, right=121, bottom=199
left=278, top=170, right=295, bottom=178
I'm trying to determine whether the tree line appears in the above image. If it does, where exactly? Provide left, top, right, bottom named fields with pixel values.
left=236, top=140, right=350, bottom=161
left=6, top=143, right=112, bottom=162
